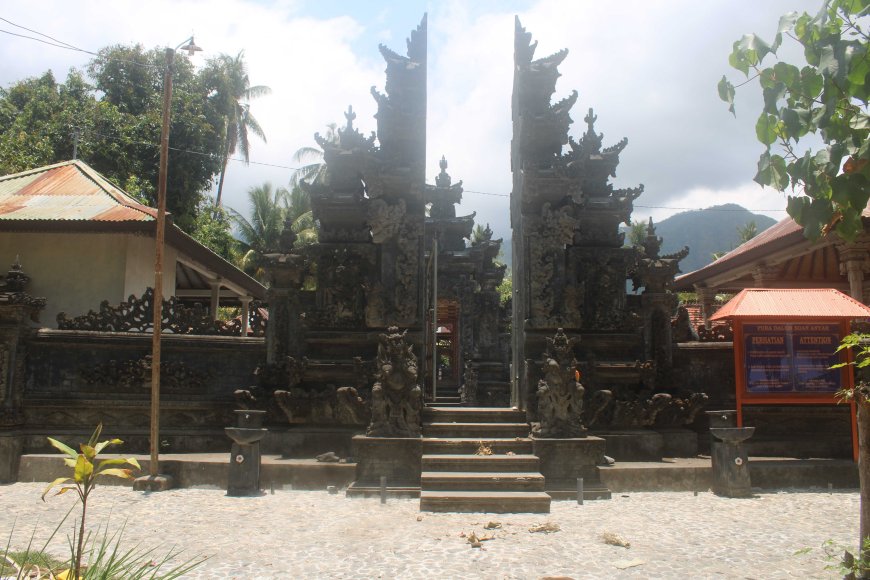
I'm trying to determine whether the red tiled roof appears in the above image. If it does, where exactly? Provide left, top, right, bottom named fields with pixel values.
left=0, top=160, right=156, bottom=222
left=710, top=288, right=870, bottom=320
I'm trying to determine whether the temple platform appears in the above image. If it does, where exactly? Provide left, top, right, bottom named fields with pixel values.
left=12, top=453, right=858, bottom=494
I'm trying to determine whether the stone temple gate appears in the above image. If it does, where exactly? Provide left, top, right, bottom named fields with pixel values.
left=0, top=14, right=715, bottom=514
left=252, top=15, right=705, bottom=511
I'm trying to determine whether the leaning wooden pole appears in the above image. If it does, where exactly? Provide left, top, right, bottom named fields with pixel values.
left=150, top=46, right=174, bottom=479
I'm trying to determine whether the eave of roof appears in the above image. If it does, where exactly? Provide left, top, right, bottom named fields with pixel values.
left=675, top=210, right=870, bottom=291
left=710, top=288, right=870, bottom=320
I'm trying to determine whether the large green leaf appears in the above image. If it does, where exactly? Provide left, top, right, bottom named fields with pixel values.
left=717, top=76, right=736, bottom=115
left=73, top=455, right=93, bottom=485
left=755, top=151, right=789, bottom=189
left=41, top=477, right=72, bottom=501
left=773, top=61, right=800, bottom=88
left=47, top=437, right=78, bottom=460
left=96, top=468, right=134, bottom=480
left=755, top=113, right=779, bottom=145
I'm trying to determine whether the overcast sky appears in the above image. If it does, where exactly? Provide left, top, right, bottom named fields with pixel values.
left=0, top=0, right=824, bottom=242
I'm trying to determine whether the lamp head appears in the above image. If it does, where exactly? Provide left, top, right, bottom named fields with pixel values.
left=178, top=36, right=202, bottom=57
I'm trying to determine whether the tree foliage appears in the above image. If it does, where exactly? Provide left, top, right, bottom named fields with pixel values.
left=719, top=0, right=870, bottom=241
left=0, top=44, right=230, bottom=231
left=228, top=182, right=316, bottom=281
left=202, top=50, right=271, bottom=208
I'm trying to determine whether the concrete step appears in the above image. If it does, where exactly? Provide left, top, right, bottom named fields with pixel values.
left=422, top=437, right=533, bottom=455
left=422, top=454, right=540, bottom=472
left=423, top=407, right=526, bottom=424
left=423, top=422, right=530, bottom=438
left=421, top=471, right=545, bottom=492
left=420, top=490, right=551, bottom=513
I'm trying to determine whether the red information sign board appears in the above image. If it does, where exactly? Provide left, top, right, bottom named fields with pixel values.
left=743, top=323, right=842, bottom=394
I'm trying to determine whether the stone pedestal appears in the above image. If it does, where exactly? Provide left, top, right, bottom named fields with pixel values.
left=594, top=430, right=663, bottom=461
left=226, top=410, right=268, bottom=497
left=710, top=427, right=754, bottom=498
left=347, top=435, right=422, bottom=492
left=532, top=437, right=611, bottom=499
left=657, top=428, right=699, bottom=458
left=0, top=433, right=22, bottom=483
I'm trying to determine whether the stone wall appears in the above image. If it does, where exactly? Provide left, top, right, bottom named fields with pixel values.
left=20, top=329, right=264, bottom=454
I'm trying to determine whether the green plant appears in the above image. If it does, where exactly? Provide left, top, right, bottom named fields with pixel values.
left=41, top=424, right=140, bottom=578
left=718, top=0, right=870, bottom=242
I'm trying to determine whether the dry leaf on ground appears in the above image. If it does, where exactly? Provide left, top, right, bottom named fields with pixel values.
left=529, top=522, right=560, bottom=533
left=602, top=532, right=631, bottom=548
left=485, top=521, right=502, bottom=529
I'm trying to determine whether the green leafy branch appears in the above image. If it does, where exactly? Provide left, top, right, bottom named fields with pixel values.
left=719, top=0, right=870, bottom=242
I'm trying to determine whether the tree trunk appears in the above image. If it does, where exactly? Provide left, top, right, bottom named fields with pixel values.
left=214, top=136, right=231, bottom=209
left=859, top=399, right=870, bottom=575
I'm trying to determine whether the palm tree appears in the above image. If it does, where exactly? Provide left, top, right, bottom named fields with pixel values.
left=209, top=51, right=271, bottom=208
left=228, top=183, right=319, bottom=281
left=289, top=123, right=338, bottom=188
left=285, top=186, right=318, bottom=246
left=228, top=182, right=287, bottom=280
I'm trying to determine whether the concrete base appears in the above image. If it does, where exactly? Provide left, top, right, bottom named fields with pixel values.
left=532, top=436, right=611, bottom=499
left=350, top=435, right=422, bottom=488
left=261, top=427, right=362, bottom=458
left=132, top=474, right=175, bottom=492
left=0, top=433, right=23, bottom=483
left=658, top=428, right=699, bottom=458
left=594, top=430, right=663, bottom=461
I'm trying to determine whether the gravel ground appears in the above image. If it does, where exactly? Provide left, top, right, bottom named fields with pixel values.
left=0, top=483, right=859, bottom=579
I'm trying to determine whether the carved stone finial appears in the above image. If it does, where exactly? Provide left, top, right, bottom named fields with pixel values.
left=277, top=217, right=298, bottom=253
left=435, top=155, right=451, bottom=188
left=642, top=217, right=662, bottom=259
left=581, top=107, right=603, bottom=154
left=344, top=105, right=356, bottom=131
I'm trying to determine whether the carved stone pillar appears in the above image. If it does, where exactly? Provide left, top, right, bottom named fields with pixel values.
left=0, top=260, right=46, bottom=482
left=694, top=284, right=715, bottom=329
left=837, top=243, right=870, bottom=302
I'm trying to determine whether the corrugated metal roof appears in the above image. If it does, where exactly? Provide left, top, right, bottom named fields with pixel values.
left=0, top=160, right=156, bottom=222
left=710, top=288, right=870, bottom=320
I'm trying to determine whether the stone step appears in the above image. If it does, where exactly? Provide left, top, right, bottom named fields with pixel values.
left=434, top=396, right=461, bottom=404
left=421, top=471, right=545, bottom=492
left=422, top=437, right=533, bottom=455
left=420, top=491, right=551, bottom=513
left=421, top=454, right=540, bottom=472
left=423, top=422, right=530, bottom=438
left=423, top=407, right=525, bottom=424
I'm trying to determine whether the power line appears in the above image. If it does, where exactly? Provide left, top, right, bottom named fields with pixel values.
left=2, top=18, right=793, bottom=215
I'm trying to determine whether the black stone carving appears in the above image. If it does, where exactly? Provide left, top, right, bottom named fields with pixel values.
left=78, top=356, right=210, bottom=391
left=367, top=327, right=422, bottom=437
left=532, top=329, right=586, bottom=438
left=56, top=288, right=263, bottom=336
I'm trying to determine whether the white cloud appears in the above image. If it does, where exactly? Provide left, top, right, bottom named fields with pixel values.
left=0, top=0, right=823, bottom=237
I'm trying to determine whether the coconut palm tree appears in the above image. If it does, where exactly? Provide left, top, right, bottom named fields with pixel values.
left=228, top=182, right=286, bottom=280
left=285, top=186, right=318, bottom=246
left=228, top=183, right=318, bottom=281
left=209, top=51, right=271, bottom=208
left=289, top=123, right=338, bottom=188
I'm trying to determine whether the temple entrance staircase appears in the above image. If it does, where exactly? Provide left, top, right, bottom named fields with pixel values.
left=419, top=406, right=551, bottom=513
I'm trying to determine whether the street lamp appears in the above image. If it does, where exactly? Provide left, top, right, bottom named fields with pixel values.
left=134, top=36, right=202, bottom=492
